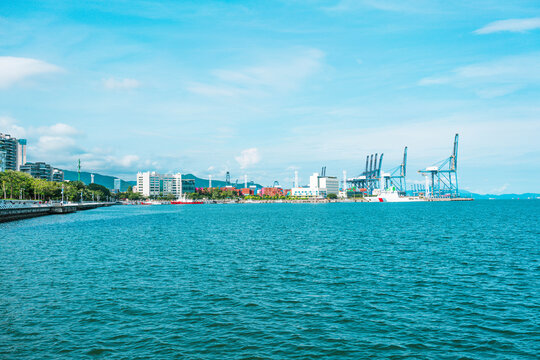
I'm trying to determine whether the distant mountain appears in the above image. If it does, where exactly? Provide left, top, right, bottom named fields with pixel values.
left=182, top=173, right=262, bottom=189
left=61, top=170, right=262, bottom=191
left=62, top=170, right=135, bottom=191
left=461, top=190, right=540, bottom=200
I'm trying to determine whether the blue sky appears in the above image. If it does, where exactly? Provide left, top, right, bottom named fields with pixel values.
left=1, top=0, right=539, bottom=193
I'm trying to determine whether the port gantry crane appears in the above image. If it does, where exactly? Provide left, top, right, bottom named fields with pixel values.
left=418, top=134, right=459, bottom=198
left=347, top=153, right=384, bottom=194
left=380, top=146, right=408, bottom=195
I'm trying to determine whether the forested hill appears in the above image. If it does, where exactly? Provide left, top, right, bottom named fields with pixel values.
left=62, top=171, right=262, bottom=191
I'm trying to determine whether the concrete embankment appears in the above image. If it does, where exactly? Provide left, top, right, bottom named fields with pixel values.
left=0, top=202, right=117, bottom=223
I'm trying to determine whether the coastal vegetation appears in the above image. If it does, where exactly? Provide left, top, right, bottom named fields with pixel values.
left=0, top=171, right=339, bottom=202
left=117, top=186, right=142, bottom=201
left=0, top=170, right=113, bottom=201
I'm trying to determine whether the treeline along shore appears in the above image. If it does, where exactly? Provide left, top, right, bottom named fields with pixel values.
left=0, top=170, right=115, bottom=202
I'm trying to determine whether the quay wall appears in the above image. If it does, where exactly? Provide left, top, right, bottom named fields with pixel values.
left=0, top=202, right=116, bottom=223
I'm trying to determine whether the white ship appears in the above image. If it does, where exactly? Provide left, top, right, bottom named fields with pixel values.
left=366, top=189, right=424, bottom=202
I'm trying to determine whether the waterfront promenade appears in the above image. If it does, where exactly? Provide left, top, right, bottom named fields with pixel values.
left=0, top=200, right=116, bottom=223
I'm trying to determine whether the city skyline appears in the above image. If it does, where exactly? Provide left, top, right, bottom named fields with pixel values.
left=1, top=1, right=539, bottom=193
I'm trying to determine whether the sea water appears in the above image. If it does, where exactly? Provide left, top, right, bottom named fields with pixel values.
left=1, top=200, right=539, bottom=359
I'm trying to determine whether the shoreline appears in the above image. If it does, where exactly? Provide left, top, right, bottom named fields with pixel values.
left=0, top=201, right=117, bottom=223
left=122, top=197, right=474, bottom=205
left=1, top=197, right=476, bottom=223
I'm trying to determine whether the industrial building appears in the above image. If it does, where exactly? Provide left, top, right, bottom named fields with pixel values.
left=260, top=187, right=287, bottom=197
left=136, top=171, right=195, bottom=197
left=0, top=133, right=27, bottom=171
left=291, top=168, right=339, bottom=198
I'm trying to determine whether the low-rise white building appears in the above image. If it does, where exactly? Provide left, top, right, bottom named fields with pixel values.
left=136, top=171, right=195, bottom=198
left=291, top=172, right=339, bottom=198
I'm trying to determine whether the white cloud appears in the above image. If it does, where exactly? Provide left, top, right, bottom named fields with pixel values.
left=3, top=117, right=144, bottom=175
left=103, top=78, right=140, bottom=90
left=187, top=48, right=325, bottom=97
left=0, top=116, right=27, bottom=137
left=263, top=114, right=540, bottom=174
left=0, top=56, right=61, bottom=89
left=117, top=154, right=140, bottom=167
left=418, top=53, right=540, bottom=97
left=38, top=123, right=79, bottom=136
left=490, top=183, right=510, bottom=195
left=475, top=17, right=540, bottom=34
left=35, top=135, right=81, bottom=153
left=323, top=0, right=434, bottom=13
left=235, top=148, right=260, bottom=169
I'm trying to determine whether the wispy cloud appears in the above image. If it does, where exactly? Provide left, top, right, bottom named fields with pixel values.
left=323, top=0, right=435, bottom=13
left=418, top=53, right=540, bottom=97
left=187, top=48, right=325, bottom=97
left=4, top=117, right=143, bottom=175
left=475, top=17, right=540, bottom=34
left=0, top=57, right=62, bottom=89
left=103, top=77, right=140, bottom=90
left=0, top=116, right=27, bottom=137
left=235, top=148, right=260, bottom=169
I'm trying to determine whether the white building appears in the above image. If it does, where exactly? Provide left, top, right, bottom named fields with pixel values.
left=291, top=172, right=339, bottom=198
left=136, top=171, right=195, bottom=198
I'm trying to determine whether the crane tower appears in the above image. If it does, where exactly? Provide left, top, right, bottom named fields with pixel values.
left=418, top=134, right=459, bottom=198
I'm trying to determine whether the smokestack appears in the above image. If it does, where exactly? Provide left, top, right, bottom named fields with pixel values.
left=209, top=175, right=212, bottom=188
left=90, top=174, right=94, bottom=184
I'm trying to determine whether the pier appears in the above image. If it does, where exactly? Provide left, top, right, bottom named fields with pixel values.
left=0, top=201, right=117, bottom=223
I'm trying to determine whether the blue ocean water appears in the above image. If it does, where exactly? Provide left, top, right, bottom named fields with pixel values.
left=1, top=201, right=539, bottom=359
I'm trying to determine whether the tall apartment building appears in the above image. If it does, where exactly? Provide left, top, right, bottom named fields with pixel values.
left=19, top=162, right=52, bottom=180
left=19, top=162, right=64, bottom=182
left=114, top=178, right=121, bottom=192
left=136, top=171, right=195, bottom=197
left=0, top=133, right=27, bottom=171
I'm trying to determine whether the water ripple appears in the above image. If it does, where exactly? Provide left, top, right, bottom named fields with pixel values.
left=1, top=200, right=539, bottom=359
